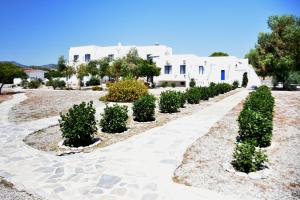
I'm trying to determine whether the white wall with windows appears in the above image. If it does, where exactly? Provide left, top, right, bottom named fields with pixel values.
left=68, top=43, right=261, bottom=88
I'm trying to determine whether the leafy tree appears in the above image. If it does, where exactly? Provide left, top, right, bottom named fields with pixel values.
left=242, top=72, right=248, bottom=87
left=97, top=57, right=110, bottom=78
left=109, top=58, right=125, bottom=81
left=137, top=59, right=160, bottom=85
left=0, top=62, right=27, bottom=94
left=209, top=52, right=229, bottom=57
left=248, top=15, right=300, bottom=87
left=45, top=70, right=63, bottom=79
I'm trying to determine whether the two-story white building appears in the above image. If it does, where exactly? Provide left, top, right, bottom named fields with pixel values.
left=68, top=43, right=261, bottom=88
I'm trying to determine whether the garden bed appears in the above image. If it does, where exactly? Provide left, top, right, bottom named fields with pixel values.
left=173, top=91, right=300, bottom=200
left=23, top=89, right=241, bottom=154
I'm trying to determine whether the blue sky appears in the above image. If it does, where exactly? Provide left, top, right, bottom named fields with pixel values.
left=0, top=0, right=299, bottom=66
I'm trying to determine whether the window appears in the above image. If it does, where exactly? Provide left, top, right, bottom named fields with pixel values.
left=108, top=54, right=114, bottom=62
left=180, top=65, right=186, bottom=74
left=221, top=70, right=225, bottom=80
left=164, top=65, right=172, bottom=74
left=85, top=54, right=91, bottom=62
left=199, top=66, right=204, bottom=74
left=73, top=55, right=79, bottom=62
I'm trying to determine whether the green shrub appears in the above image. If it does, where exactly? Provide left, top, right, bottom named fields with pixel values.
left=189, top=78, right=196, bottom=87
left=238, top=109, right=273, bottom=147
left=244, top=86, right=274, bottom=120
left=199, top=87, right=210, bottom=100
left=86, top=76, right=100, bottom=86
left=92, top=86, right=102, bottom=91
left=176, top=91, right=186, bottom=108
left=283, top=71, right=300, bottom=90
left=232, top=142, right=268, bottom=173
left=47, top=79, right=66, bottom=90
left=185, top=87, right=201, bottom=104
left=21, top=79, right=29, bottom=88
left=59, top=101, right=97, bottom=147
left=28, top=80, right=41, bottom=89
left=161, top=82, right=168, bottom=88
left=159, top=91, right=181, bottom=113
left=103, top=80, right=148, bottom=102
left=242, top=72, right=248, bottom=87
left=171, top=82, right=176, bottom=88
left=132, top=94, right=156, bottom=122
left=232, top=80, right=239, bottom=89
left=100, top=104, right=128, bottom=133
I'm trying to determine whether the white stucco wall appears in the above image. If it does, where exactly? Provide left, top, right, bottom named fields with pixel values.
left=68, top=44, right=261, bottom=88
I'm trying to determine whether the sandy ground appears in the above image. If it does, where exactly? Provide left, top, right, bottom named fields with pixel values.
left=173, top=91, right=300, bottom=200
left=0, top=88, right=16, bottom=104
left=23, top=89, right=241, bottom=154
left=0, top=177, right=41, bottom=200
left=8, top=90, right=106, bottom=123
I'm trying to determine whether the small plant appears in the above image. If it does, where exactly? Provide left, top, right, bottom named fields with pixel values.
left=185, top=87, right=201, bottom=104
left=159, top=91, right=181, bottom=113
left=132, top=94, right=156, bottom=122
left=86, top=76, right=100, bottom=86
left=59, top=101, right=97, bottom=147
left=232, top=80, right=239, bottom=89
left=100, top=104, right=128, bottom=133
left=232, top=142, right=268, bottom=173
left=92, top=86, right=102, bottom=91
left=242, top=72, right=248, bottom=87
left=103, top=80, right=148, bottom=102
left=189, top=78, right=196, bottom=87
left=28, top=80, right=41, bottom=89
left=161, top=82, right=168, bottom=88
left=171, top=82, right=176, bottom=88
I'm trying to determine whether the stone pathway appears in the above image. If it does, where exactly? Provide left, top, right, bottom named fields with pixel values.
left=0, top=90, right=249, bottom=200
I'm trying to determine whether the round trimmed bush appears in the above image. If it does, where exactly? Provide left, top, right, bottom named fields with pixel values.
left=59, top=101, right=97, bottom=147
left=133, top=94, right=156, bottom=122
left=104, top=80, right=148, bottom=102
left=232, top=80, right=239, bottom=89
left=86, top=76, right=100, bottom=86
left=28, top=80, right=41, bottom=89
left=238, top=109, right=273, bottom=147
left=185, top=87, right=201, bottom=104
left=189, top=78, right=196, bottom=87
left=100, top=104, right=128, bottom=133
left=159, top=91, right=181, bottom=113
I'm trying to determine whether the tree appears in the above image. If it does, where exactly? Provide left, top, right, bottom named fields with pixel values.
left=0, top=62, right=27, bottom=94
left=248, top=15, right=300, bottom=87
left=242, top=72, right=248, bottom=87
left=109, top=58, right=125, bottom=81
left=137, top=59, right=160, bottom=85
left=98, top=57, right=110, bottom=78
left=58, top=55, right=74, bottom=79
left=209, top=52, right=229, bottom=57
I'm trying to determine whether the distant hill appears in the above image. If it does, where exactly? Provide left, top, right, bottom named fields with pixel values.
left=0, top=61, right=57, bottom=69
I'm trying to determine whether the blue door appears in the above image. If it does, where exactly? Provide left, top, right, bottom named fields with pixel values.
left=221, top=70, right=225, bottom=80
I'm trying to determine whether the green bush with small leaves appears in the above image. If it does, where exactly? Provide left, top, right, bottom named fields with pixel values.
left=238, top=109, right=273, bottom=147
left=242, top=72, right=248, bottom=87
left=86, top=76, right=100, bottom=86
left=232, top=80, right=239, bottom=89
left=171, top=82, right=176, bottom=88
left=28, top=80, right=41, bottom=89
left=159, top=91, right=181, bottom=113
left=185, top=87, right=201, bottom=104
left=59, top=101, right=97, bottom=147
left=161, top=82, right=168, bottom=88
left=232, top=142, right=268, bottom=173
left=176, top=91, right=186, bottom=108
left=189, top=78, right=196, bottom=87
left=100, top=104, right=128, bottom=133
left=133, top=94, right=156, bottom=122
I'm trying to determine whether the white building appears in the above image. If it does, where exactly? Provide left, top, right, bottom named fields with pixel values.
left=24, top=69, right=45, bottom=80
left=68, top=43, right=261, bottom=88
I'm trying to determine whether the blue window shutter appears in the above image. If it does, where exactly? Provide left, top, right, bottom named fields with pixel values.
left=221, top=70, right=225, bottom=80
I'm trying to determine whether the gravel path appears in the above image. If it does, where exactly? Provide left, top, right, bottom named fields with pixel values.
left=174, top=91, right=300, bottom=200
left=0, top=177, right=41, bottom=200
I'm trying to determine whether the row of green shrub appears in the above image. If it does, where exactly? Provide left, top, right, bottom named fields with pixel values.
left=60, top=81, right=236, bottom=147
left=232, top=85, right=275, bottom=173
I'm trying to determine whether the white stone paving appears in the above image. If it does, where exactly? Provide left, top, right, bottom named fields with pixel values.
left=0, top=90, right=249, bottom=200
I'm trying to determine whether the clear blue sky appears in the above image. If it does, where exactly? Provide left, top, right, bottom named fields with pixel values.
left=0, top=0, right=299, bottom=66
